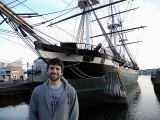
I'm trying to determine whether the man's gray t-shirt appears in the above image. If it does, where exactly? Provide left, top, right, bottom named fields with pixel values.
left=48, top=82, right=64, bottom=112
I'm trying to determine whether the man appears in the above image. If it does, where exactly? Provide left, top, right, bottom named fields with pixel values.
left=29, top=58, right=79, bottom=120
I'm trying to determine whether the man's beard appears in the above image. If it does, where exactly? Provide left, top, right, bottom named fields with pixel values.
left=49, top=74, right=60, bottom=81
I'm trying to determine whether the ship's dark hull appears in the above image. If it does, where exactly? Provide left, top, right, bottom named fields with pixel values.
left=63, top=61, right=113, bottom=79
left=68, top=68, right=139, bottom=103
left=66, top=66, right=138, bottom=93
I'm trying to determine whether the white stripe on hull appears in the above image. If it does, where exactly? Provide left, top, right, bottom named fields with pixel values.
left=39, top=50, right=114, bottom=66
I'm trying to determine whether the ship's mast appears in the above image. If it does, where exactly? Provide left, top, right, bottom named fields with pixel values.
left=111, top=0, right=117, bottom=50
left=107, top=0, right=121, bottom=51
left=85, top=4, right=90, bottom=49
left=78, top=0, right=99, bottom=49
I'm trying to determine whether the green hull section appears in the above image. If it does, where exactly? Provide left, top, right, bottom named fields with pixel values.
left=68, top=74, right=138, bottom=93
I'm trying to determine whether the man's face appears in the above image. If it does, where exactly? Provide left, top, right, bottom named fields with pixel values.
left=48, top=64, right=63, bottom=81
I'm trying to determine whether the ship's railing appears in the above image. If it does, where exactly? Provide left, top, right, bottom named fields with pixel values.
left=76, top=43, right=97, bottom=50
left=61, top=42, right=97, bottom=50
left=76, top=43, right=114, bottom=56
left=60, top=42, right=113, bottom=55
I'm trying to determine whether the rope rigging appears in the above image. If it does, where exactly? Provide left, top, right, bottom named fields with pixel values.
left=91, top=7, right=124, bottom=62
left=0, top=35, right=28, bottom=49
left=0, top=0, right=144, bottom=69
left=32, top=6, right=78, bottom=27
left=10, top=0, right=27, bottom=8
left=7, top=20, right=39, bottom=57
left=18, top=7, right=78, bottom=18
left=5, top=0, right=18, bottom=6
left=111, top=0, right=140, bottom=69
left=75, top=12, right=85, bottom=44
left=3, top=0, right=77, bottom=42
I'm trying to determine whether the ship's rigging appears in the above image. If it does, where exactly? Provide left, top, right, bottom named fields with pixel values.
left=0, top=0, right=146, bottom=70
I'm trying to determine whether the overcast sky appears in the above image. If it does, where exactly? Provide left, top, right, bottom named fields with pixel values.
left=0, top=0, right=160, bottom=70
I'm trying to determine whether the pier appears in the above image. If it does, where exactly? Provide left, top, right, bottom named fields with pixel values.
left=0, top=80, right=43, bottom=96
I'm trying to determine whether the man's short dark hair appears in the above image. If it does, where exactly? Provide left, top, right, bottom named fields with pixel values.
left=47, top=58, right=64, bottom=72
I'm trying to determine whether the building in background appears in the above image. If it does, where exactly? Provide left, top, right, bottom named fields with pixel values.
left=0, top=58, right=26, bottom=81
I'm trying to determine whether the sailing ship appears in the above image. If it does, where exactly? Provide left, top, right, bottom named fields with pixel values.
left=0, top=0, right=146, bottom=102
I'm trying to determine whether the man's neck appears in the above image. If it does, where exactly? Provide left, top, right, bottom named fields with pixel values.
left=49, top=79, right=62, bottom=89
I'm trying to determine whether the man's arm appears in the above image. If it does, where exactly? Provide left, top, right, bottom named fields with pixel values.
left=29, top=89, right=38, bottom=120
left=69, top=91, right=79, bottom=120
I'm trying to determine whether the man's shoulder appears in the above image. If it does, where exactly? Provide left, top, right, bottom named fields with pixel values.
left=61, top=76, right=77, bottom=95
left=66, top=83, right=77, bottom=97
left=35, top=84, right=44, bottom=89
left=33, top=83, right=45, bottom=93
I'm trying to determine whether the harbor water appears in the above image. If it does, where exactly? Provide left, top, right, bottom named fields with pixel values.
left=0, top=76, right=160, bottom=120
